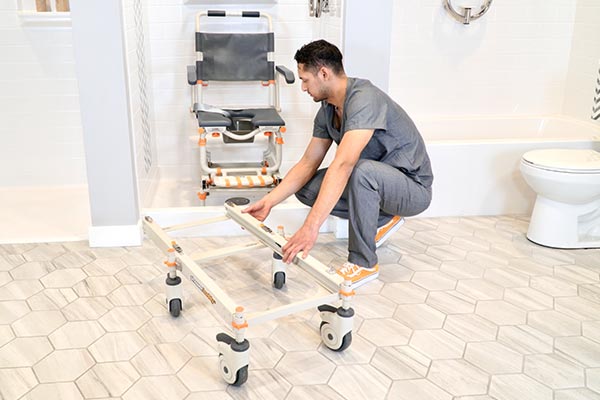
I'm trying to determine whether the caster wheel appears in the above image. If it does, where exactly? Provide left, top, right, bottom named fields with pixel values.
left=273, top=271, right=285, bottom=289
left=168, top=298, right=182, bottom=317
left=320, top=322, right=352, bottom=352
left=219, top=354, right=249, bottom=386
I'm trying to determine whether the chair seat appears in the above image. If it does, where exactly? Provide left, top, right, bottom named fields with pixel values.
left=195, top=107, right=285, bottom=128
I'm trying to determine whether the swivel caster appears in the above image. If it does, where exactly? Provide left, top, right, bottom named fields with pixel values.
left=318, top=304, right=354, bottom=352
left=168, top=298, right=182, bottom=318
left=216, top=332, right=250, bottom=386
left=271, top=252, right=286, bottom=290
left=166, top=274, right=183, bottom=318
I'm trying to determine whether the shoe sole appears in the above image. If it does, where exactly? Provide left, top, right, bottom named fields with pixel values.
left=375, top=217, right=405, bottom=248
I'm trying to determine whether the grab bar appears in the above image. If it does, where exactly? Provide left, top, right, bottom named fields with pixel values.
left=443, top=0, right=493, bottom=25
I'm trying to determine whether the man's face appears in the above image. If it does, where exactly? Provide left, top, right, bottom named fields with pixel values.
left=297, top=63, right=328, bottom=102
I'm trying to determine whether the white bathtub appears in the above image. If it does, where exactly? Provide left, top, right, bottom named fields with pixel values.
left=417, top=116, right=600, bottom=217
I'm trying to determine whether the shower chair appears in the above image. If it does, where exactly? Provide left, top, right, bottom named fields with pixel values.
left=187, top=10, right=295, bottom=205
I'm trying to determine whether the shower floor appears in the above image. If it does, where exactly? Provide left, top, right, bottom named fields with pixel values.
left=0, top=185, right=91, bottom=244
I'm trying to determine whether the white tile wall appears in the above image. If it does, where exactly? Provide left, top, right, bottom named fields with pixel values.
left=122, top=0, right=159, bottom=208
left=147, top=0, right=342, bottom=182
left=388, top=0, right=578, bottom=119
left=563, top=1, right=600, bottom=123
left=0, top=2, right=86, bottom=187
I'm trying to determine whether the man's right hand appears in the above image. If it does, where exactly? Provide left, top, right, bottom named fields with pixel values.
left=242, top=198, right=272, bottom=222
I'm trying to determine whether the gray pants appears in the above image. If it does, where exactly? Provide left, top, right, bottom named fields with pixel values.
left=295, top=159, right=432, bottom=268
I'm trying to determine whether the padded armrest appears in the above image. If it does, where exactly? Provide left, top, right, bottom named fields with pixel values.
left=187, top=65, right=197, bottom=85
left=276, top=65, right=295, bottom=84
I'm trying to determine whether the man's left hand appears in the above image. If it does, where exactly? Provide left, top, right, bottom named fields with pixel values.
left=281, top=223, right=319, bottom=264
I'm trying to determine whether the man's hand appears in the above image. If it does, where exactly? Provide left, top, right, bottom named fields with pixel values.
left=281, top=223, right=319, bottom=263
left=242, top=198, right=272, bottom=222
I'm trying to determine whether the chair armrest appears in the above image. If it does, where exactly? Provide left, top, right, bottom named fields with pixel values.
left=276, top=65, right=295, bottom=84
left=187, top=65, right=197, bottom=85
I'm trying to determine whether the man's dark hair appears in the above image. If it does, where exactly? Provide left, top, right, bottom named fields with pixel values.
left=294, top=40, right=345, bottom=75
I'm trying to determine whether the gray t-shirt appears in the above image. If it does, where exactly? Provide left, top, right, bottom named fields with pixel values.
left=313, top=78, right=433, bottom=188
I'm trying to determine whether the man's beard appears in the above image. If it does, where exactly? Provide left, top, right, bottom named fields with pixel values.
left=311, top=87, right=328, bottom=102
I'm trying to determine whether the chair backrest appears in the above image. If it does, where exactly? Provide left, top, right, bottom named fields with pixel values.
left=195, top=13, right=275, bottom=82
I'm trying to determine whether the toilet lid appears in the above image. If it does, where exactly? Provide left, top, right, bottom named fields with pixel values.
left=522, top=149, right=600, bottom=173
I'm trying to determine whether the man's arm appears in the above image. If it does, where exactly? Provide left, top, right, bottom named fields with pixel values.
left=281, top=129, right=375, bottom=263
left=243, top=136, right=332, bottom=221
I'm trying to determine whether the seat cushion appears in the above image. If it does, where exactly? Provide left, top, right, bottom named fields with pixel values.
left=195, top=107, right=285, bottom=128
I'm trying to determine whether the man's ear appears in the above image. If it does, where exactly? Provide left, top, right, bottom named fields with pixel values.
left=319, top=66, right=330, bottom=80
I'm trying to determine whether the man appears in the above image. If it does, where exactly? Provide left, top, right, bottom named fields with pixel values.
left=244, top=40, right=433, bottom=288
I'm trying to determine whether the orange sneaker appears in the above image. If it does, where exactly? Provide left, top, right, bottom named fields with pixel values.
left=336, top=262, right=379, bottom=288
left=375, top=216, right=404, bottom=248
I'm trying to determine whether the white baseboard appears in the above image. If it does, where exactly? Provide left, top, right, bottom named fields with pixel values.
left=88, top=220, right=143, bottom=247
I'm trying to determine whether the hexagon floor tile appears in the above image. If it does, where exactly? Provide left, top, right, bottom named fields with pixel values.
left=0, top=214, right=598, bottom=399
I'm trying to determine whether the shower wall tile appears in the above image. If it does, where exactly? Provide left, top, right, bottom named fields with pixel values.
left=563, top=1, right=600, bottom=123
left=0, top=3, right=86, bottom=187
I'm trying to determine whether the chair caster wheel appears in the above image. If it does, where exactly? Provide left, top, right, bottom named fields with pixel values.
left=219, top=355, right=248, bottom=386
left=320, top=321, right=352, bottom=352
left=168, top=298, right=182, bottom=317
left=273, top=271, right=285, bottom=289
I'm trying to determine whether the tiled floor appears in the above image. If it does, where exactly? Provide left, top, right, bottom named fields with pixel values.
left=0, top=215, right=599, bottom=400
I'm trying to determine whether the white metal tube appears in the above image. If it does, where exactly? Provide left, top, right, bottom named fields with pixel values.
left=247, top=292, right=340, bottom=326
left=163, top=215, right=229, bottom=232
left=143, top=217, right=239, bottom=321
left=224, top=203, right=345, bottom=292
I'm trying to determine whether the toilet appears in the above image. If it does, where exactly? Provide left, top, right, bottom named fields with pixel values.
left=520, top=148, right=600, bottom=249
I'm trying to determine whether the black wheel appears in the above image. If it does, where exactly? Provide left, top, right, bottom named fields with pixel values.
left=169, top=298, right=182, bottom=317
left=336, top=332, right=352, bottom=352
left=231, top=365, right=249, bottom=386
left=273, top=271, right=285, bottom=289
left=320, top=322, right=352, bottom=352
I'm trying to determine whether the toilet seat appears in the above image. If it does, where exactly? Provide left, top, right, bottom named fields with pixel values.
left=522, top=149, right=600, bottom=174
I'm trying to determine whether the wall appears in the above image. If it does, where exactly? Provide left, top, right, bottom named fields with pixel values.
left=563, top=0, right=600, bottom=123
left=0, top=1, right=86, bottom=187
left=147, top=0, right=342, bottom=184
left=388, top=0, right=577, bottom=119
left=123, top=0, right=159, bottom=207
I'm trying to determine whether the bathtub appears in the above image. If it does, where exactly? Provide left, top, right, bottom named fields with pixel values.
left=417, top=116, right=600, bottom=217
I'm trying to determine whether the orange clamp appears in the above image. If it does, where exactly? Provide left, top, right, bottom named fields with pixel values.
left=198, top=138, right=206, bottom=147
left=216, top=168, right=222, bottom=176
left=261, top=80, right=275, bottom=87
left=197, top=192, right=208, bottom=201
left=279, top=126, right=287, bottom=133
left=212, top=132, right=220, bottom=138
left=198, top=127, right=205, bottom=134
left=339, top=287, right=356, bottom=298
left=232, top=320, right=248, bottom=330
left=276, top=137, right=284, bottom=145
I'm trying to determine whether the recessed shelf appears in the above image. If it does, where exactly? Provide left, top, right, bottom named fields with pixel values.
left=185, top=0, right=277, bottom=4
left=18, top=11, right=71, bottom=26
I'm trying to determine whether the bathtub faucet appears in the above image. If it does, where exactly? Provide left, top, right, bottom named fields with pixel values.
left=442, top=0, right=493, bottom=25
